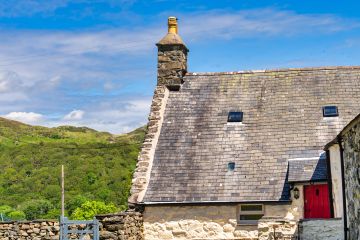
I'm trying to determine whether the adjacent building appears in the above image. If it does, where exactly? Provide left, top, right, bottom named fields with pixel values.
left=325, top=113, right=360, bottom=240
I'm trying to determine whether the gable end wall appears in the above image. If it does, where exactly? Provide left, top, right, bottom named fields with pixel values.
left=343, top=119, right=360, bottom=240
left=129, top=86, right=169, bottom=205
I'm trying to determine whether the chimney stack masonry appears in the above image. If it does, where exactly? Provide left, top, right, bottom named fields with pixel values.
left=156, top=17, right=188, bottom=89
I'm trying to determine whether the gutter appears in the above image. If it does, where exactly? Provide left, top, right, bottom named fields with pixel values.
left=338, top=136, right=348, bottom=240
left=326, top=149, right=335, bottom=218
left=288, top=179, right=328, bottom=185
left=139, top=200, right=292, bottom=206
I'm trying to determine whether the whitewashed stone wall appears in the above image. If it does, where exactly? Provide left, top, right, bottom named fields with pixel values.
left=288, top=184, right=304, bottom=220
left=298, top=219, right=343, bottom=240
left=329, top=144, right=344, bottom=218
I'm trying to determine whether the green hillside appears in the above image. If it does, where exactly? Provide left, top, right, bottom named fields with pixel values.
left=0, top=117, right=145, bottom=220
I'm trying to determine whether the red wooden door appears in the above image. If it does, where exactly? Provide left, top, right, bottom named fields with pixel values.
left=304, top=184, right=331, bottom=219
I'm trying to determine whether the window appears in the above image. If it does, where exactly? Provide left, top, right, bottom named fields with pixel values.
left=238, top=204, right=264, bottom=225
left=228, top=111, right=243, bottom=122
left=323, top=106, right=338, bottom=117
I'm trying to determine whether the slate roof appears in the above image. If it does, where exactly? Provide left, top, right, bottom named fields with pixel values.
left=143, top=66, right=360, bottom=203
left=288, top=155, right=328, bottom=183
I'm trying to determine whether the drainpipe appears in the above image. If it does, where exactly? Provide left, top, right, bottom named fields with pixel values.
left=338, top=136, right=348, bottom=240
left=326, top=150, right=335, bottom=218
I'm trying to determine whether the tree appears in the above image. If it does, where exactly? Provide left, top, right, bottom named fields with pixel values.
left=70, top=201, right=117, bottom=220
left=20, top=199, right=53, bottom=220
left=67, top=194, right=89, bottom=216
left=42, top=208, right=62, bottom=220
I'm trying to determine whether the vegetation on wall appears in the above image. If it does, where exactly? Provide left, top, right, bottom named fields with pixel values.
left=0, top=117, right=145, bottom=220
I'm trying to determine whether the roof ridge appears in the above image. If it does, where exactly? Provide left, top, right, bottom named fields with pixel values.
left=186, top=65, right=360, bottom=76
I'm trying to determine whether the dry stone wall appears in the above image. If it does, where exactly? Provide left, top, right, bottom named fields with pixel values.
left=97, top=212, right=143, bottom=240
left=0, top=211, right=143, bottom=240
left=0, top=220, right=59, bottom=240
left=342, top=119, right=360, bottom=240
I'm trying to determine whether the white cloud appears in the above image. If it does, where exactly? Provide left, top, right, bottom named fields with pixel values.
left=44, top=98, right=152, bottom=133
left=4, top=112, right=44, bottom=124
left=63, top=109, right=85, bottom=121
left=180, top=9, right=360, bottom=40
left=0, top=71, right=24, bottom=93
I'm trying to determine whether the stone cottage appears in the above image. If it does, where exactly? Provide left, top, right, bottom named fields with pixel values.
left=129, top=17, right=360, bottom=239
left=325, top=113, right=360, bottom=240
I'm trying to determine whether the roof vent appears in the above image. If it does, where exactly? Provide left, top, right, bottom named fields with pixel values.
left=228, top=162, right=235, bottom=171
left=323, top=106, right=338, bottom=117
left=228, top=111, right=243, bottom=122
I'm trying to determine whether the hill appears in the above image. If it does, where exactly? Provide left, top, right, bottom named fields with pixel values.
left=0, top=117, right=145, bottom=219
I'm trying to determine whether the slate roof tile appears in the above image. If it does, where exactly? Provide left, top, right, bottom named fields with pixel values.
left=288, top=156, right=328, bottom=183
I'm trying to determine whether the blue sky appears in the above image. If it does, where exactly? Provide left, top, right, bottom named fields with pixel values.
left=1, top=0, right=360, bottom=133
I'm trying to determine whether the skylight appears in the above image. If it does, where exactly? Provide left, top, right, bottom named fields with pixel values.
left=323, top=106, right=338, bottom=117
left=228, top=111, right=243, bottom=122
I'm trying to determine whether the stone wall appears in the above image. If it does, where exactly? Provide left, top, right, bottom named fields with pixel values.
left=0, top=211, right=143, bottom=240
left=157, top=45, right=187, bottom=87
left=0, top=220, right=59, bottom=240
left=258, top=217, right=298, bottom=240
left=97, top=211, right=143, bottom=240
left=143, top=205, right=256, bottom=240
left=343, top=118, right=360, bottom=240
left=143, top=204, right=301, bottom=240
left=298, top=218, right=343, bottom=240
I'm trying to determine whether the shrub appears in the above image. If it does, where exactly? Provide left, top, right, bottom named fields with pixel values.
left=71, top=201, right=117, bottom=220
left=0, top=205, right=13, bottom=215
left=8, top=211, right=26, bottom=220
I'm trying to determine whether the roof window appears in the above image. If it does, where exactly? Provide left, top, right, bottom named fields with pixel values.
left=323, top=106, right=338, bottom=117
left=228, top=111, right=243, bottom=122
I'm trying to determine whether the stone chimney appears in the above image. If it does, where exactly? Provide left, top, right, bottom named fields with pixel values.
left=156, top=17, right=188, bottom=89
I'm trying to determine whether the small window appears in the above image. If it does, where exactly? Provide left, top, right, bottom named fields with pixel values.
left=228, top=162, right=235, bottom=171
left=228, top=111, right=243, bottom=122
left=238, top=204, right=264, bottom=225
left=323, top=106, right=338, bottom=117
